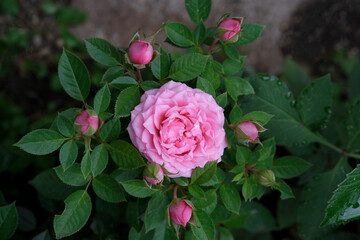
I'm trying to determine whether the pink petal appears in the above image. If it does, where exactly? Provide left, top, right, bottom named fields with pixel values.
left=75, top=111, right=89, bottom=125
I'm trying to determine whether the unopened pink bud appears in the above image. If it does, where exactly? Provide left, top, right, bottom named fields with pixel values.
left=143, top=163, right=164, bottom=186
left=128, top=40, right=153, bottom=65
left=238, top=121, right=258, bottom=141
left=74, top=110, right=99, bottom=136
left=218, top=19, right=241, bottom=40
left=169, top=200, right=192, bottom=227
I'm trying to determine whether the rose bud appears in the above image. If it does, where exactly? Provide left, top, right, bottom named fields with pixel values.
left=74, top=110, right=99, bottom=136
left=218, top=18, right=241, bottom=41
left=238, top=121, right=258, bottom=141
left=128, top=40, right=154, bottom=65
left=169, top=200, right=193, bottom=227
left=257, top=169, right=276, bottom=187
left=143, top=163, right=164, bottom=187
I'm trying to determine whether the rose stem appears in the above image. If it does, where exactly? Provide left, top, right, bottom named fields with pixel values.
left=208, top=37, right=219, bottom=55
left=137, top=68, right=143, bottom=82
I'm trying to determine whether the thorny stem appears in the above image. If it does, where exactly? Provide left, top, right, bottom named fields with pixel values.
left=208, top=37, right=219, bottom=55
left=137, top=68, right=143, bottom=82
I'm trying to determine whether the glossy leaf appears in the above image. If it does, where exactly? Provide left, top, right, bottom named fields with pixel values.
left=194, top=22, right=206, bottom=45
left=191, top=161, right=217, bottom=185
left=215, top=92, right=227, bottom=109
left=197, top=77, right=216, bottom=98
left=94, top=84, right=111, bottom=114
left=91, top=144, right=108, bottom=177
left=100, top=118, right=121, bottom=142
left=58, top=49, right=90, bottom=101
left=59, top=140, right=78, bottom=171
left=220, top=183, right=241, bottom=214
left=192, top=189, right=217, bottom=215
left=169, top=53, right=208, bottom=82
left=224, top=45, right=240, bottom=61
left=121, top=180, right=156, bottom=198
left=92, top=174, right=125, bottom=203
left=151, top=47, right=170, bottom=80
left=57, top=114, right=75, bottom=137
left=322, top=165, right=360, bottom=226
left=109, top=140, right=145, bottom=169
left=237, top=23, right=265, bottom=46
left=101, top=66, right=124, bottom=83
left=229, top=104, right=242, bottom=124
left=54, top=164, right=89, bottom=187
left=114, top=86, right=140, bottom=117
left=165, top=22, right=194, bottom=47
left=191, top=209, right=215, bottom=240
left=54, top=190, right=92, bottom=239
left=222, top=57, right=245, bottom=76
left=110, top=76, right=138, bottom=90
left=185, top=0, right=211, bottom=24
left=272, top=156, right=312, bottom=179
left=144, top=192, right=169, bottom=233
left=0, top=202, right=18, bottom=240
left=81, top=151, right=92, bottom=179
left=225, top=76, right=254, bottom=101
left=84, top=38, right=121, bottom=66
left=241, top=111, right=273, bottom=125
left=15, top=129, right=65, bottom=155
left=273, top=178, right=294, bottom=200
left=297, top=74, right=332, bottom=131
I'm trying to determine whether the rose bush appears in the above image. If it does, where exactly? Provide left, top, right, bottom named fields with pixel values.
left=127, top=81, right=227, bottom=177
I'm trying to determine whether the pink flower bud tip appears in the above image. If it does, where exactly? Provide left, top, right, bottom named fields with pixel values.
left=169, top=200, right=192, bottom=227
left=143, top=163, right=164, bottom=186
left=74, top=110, right=99, bottom=136
left=219, top=19, right=241, bottom=40
left=238, top=121, right=258, bottom=141
left=128, top=40, right=153, bottom=65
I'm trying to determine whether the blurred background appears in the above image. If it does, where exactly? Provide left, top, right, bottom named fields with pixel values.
left=0, top=0, right=359, bottom=238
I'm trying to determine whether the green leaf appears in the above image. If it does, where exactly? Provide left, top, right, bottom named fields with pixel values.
left=100, top=118, right=121, bottom=142
left=216, top=93, right=227, bottom=109
left=101, top=66, right=124, bottom=83
left=202, top=61, right=221, bottom=89
left=114, top=86, right=140, bottom=117
left=54, top=190, right=92, bottom=239
left=0, top=202, right=18, bottom=240
left=121, top=180, right=156, bottom=198
left=272, top=156, right=312, bottom=179
left=144, top=192, right=169, bottom=233
left=322, top=165, right=360, bottom=226
left=169, top=53, right=209, bottom=82
left=201, top=168, right=225, bottom=187
left=191, top=210, right=215, bottom=240
left=110, top=76, right=138, bottom=90
left=54, top=163, right=89, bottom=187
left=91, top=144, right=108, bottom=177
left=217, top=226, right=234, bottom=240
left=297, top=74, right=332, bottom=131
left=345, top=99, right=360, bottom=152
left=189, top=185, right=205, bottom=199
left=15, top=129, right=65, bottom=155
left=220, top=184, right=241, bottom=214
left=92, top=174, right=125, bottom=203
left=192, top=189, right=217, bottom=215
left=29, top=169, right=78, bottom=201
left=173, top=177, right=189, bottom=187
left=151, top=47, right=170, bottom=80
left=109, top=140, right=145, bottom=169
left=84, top=38, right=120, bottom=66
left=141, top=80, right=161, bottom=91
left=58, top=49, right=90, bottom=101
left=57, top=114, right=75, bottom=137
left=81, top=151, right=92, bottom=178
left=240, top=201, right=276, bottom=232
left=240, top=74, right=318, bottom=147
left=94, top=84, right=111, bottom=114
left=185, top=0, right=211, bottom=24
left=348, top=63, right=360, bottom=100
left=191, top=161, right=217, bottom=185
left=165, top=22, right=194, bottom=47
left=241, top=111, right=273, bottom=125
left=222, top=57, right=245, bottom=76
left=281, top=58, right=311, bottom=98
left=197, top=77, right=215, bottom=98
left=297, top=161, right=351, bottom=240
left=273, top=178, right=294, bottom=200
left=242, top=175, right=261, bottom=201
left=225, top=76, right=254, bottom=101
left=229, top=105, right=242, bottom=124
left=237, top=23, right=265, bottom=46
left=59, top=140, right=78, bottom=171
left=224, top=45, right=240, bottom=61
left=194, top=22, right=206, bottom=45
left=32, top=230, right=51, bottom=240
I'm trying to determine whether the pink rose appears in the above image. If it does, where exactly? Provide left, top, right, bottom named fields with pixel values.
left=238, top=121, right=258, bottom=141
left=169, top=200, right=192, bottom=227
left=74, top=110, right=99, bottom=136
left=128, top=40, right=153, bottom=65
left=218, top=18, right=241, bottom=40
left=127, top=81, right=227, bottom=178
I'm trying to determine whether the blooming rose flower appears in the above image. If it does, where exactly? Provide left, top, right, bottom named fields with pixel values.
left=127, top=81, right=227, bottom=178
left=169, top=200, right=192, bottom=227
left=74, top=110, right=99, bottom=136
left=238, top=121, right=258, bottom=141
left=128, top=40, right=153, bottom=65
left=218, top=18, right=241, bottom=40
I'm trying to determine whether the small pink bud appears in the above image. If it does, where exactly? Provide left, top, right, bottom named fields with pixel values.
left=128, top=40, right=153, bottom=65
left=74, top=110, right=99, bottom=136
left=143, top=163, right=164, bottom=186
left=218, top=18, right=241, bottom=40
left=169, top=200, right=192, bottom=227
left=238, top=121, right=258, bottom=141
